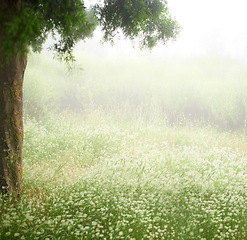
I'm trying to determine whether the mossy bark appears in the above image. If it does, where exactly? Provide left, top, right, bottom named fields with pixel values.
left=0, top=1, right=27, bottom=196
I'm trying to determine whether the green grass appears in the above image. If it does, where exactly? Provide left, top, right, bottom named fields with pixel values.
left=1, top=112, right=247, bottom=239
left=24, top=52, right=247, bottom=130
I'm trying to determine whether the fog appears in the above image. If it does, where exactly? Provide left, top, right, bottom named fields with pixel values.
left=82, top=0, right=247, bottom=60
left=167, top=0, right=247, bottom=59
left=25, top=0, right=247, bottom=130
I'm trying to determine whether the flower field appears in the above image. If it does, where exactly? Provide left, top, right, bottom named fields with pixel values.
left=1, top=113, right=247, bottom=239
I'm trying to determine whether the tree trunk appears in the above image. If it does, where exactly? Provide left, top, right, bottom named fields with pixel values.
left=0, top=38, right=27, bottom=196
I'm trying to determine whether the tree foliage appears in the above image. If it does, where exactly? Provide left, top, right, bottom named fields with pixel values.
left=1, top=0, right=180, bottom=61
left=1, top=0, right=97, bottom=62
left=95, top=0, right=180, bottom=48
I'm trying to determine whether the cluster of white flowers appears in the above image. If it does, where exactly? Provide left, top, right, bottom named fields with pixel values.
left=1, top=115, right=247, bottom=239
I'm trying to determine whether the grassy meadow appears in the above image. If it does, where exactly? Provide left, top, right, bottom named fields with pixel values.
left=1, top=52, right=247, bottom=239
left=23, top=52, right=247, bottom=130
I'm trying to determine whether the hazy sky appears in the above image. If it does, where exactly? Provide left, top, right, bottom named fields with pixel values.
left=80, top=0, right=247, bottom=60
left=168, top=0, right=247, bottom=58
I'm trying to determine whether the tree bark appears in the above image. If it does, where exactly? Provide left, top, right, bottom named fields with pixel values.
left=0, top=37, right=27, bottom=196
left=0, top=0, right=27, bottom=196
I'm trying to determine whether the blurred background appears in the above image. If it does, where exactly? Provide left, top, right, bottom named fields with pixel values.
left=23, top=0, right=247, bottom=131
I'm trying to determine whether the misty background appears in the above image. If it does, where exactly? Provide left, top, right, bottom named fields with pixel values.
left=23, top=0, right=247, bottom=130
left=4, top=1, right=247, bottom=238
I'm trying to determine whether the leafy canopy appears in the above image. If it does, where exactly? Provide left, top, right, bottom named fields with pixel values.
left=95, top=0, right=180, bottom=48
left=1, top=0, right=180, bottom=61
